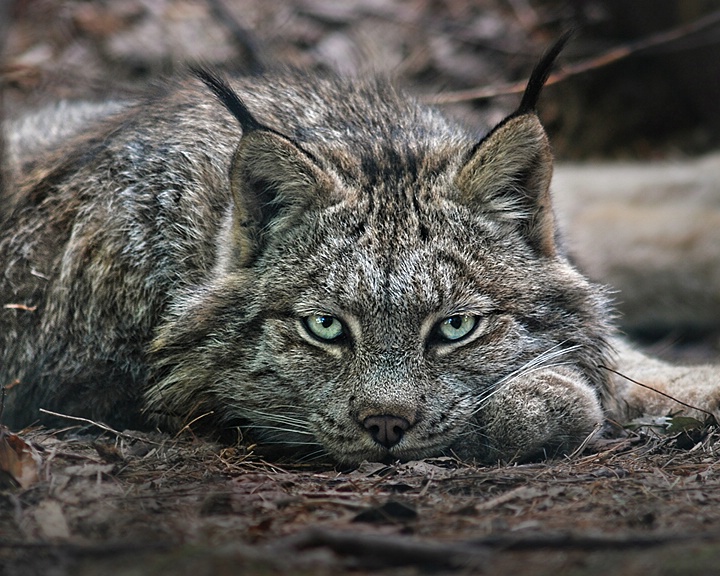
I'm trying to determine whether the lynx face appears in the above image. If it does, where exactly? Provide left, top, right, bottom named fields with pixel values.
left=147, top=68, right=612, bottom=464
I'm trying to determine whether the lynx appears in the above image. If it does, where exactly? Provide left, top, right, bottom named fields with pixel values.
left=1, top=38, right=718, bottom=464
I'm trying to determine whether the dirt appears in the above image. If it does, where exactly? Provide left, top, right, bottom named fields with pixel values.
left=3, top=1, right=720, bottom=575
left=3, top=409, right=719, bottom=576
left=2, top=423, right=720, bottom=576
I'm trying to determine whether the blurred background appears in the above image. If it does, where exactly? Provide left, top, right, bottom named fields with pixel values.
left=3, top=0, right=720, bottom=160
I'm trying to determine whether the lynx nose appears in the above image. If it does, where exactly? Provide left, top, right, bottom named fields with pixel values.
left=363, top=415, right=410, bottom=448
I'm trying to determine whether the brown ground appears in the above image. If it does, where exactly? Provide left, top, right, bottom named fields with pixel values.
left=3, top=1, right=720, bottom=574
left=2, top=422, right=720, bottom=575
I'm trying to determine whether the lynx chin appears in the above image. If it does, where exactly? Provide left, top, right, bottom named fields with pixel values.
left=2, top=37, right=718, bottom=465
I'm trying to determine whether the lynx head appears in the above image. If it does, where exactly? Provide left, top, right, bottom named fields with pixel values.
left=147, top=35, right=612, bottom=464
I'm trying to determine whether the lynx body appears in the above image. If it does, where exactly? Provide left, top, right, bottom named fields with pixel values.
left=1, top=47, right=717, bottom=464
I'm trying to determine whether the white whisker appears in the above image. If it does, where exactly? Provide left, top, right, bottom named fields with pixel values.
left=257, top=439, right=322, bottom=447
left=470, top=343, right=582, bottom=415
left=248, top=424, right=316, bottom=437
left=237, top=408, right=310, bottom=427
left=296, top=448, right=332, bottom=463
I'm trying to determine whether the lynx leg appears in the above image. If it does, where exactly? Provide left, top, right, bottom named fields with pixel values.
left=608, top=338, right=720, bottom=420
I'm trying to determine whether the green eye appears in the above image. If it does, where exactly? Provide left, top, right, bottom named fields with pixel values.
left=436, top=315, right=477, bottom=342
left=304, top=314, right=345, bottom=341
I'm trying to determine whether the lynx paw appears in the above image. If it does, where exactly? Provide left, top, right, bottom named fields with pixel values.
left=466, top=367, right=603, bottom=463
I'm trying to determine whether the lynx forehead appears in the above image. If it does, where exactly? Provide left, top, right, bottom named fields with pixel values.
left=1, top=36, right=633, bottom=465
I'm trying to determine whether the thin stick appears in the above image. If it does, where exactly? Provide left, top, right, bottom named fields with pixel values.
left=38, top=409, right=160, bottom=443
left=429, top=10, right=720, bottom=104
left=567, top=422, right=604, bottom=460
left=3, top=304, right=38, bottom=311
left=599, top=365, right=718, bottom=423
left=173, top=410, right=215, bottom=439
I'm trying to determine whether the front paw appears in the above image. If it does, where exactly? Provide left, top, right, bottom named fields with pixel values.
left=465, top=367, right=603, bottom=463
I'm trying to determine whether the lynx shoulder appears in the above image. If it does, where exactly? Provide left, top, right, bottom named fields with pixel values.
left=1, top=40, right=717, bottom=465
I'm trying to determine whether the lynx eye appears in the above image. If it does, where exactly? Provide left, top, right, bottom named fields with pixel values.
left=435, top=315, right=477, bottom=342
left=304, top=314, right=345, bottom=342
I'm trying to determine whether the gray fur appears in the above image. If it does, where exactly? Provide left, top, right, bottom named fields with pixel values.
left=1, top=68, right=614, bottom=464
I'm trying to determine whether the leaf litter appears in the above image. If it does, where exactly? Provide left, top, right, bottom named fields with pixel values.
left=1, top=418, right=720, bottom=575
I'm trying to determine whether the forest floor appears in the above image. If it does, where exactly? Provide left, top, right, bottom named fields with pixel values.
left=3, top=420, right=720, bottom=576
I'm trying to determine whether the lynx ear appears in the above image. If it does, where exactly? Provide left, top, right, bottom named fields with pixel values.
left=195, top=68, right=332, bottom=266
left=456, top=113, right=555, bottom=256
left=231, top=132, right=332, bottom=265
left=455, top=33, right=569, bottom=257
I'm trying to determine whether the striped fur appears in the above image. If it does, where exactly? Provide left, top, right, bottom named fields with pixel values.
left=1, top=56, right=618, bottom=464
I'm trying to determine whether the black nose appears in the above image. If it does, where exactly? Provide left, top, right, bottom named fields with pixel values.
left=363, top=415, right=411, bottom=448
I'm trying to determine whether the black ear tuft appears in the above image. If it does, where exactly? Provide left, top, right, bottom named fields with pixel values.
left=193, top=67, right=265, bottom=133
left=517, top=30, right=572, bottom=115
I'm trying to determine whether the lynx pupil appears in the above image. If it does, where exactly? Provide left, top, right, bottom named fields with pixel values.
left=305, top=314, right=344, bottom=341
left=437, top=315, right=476, bottom=342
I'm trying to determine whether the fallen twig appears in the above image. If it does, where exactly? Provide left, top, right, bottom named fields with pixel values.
left=3, top=304, right=37, bottom=311
left=474, top=530, right=720, bottom=550
left=38, top=409, right=162, bottom=444
left=0, top=540, right=174, bottom=555
left=271, top=526, right=720, bottom=572
left=278, top=527, right=488, bottom=570
left=599, top=366, right=718, bottom=424
left=428, top=10, right=720, bottom=104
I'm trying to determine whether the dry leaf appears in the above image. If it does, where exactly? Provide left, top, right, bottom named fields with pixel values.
left=0, top=427, right=42, bottom=489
